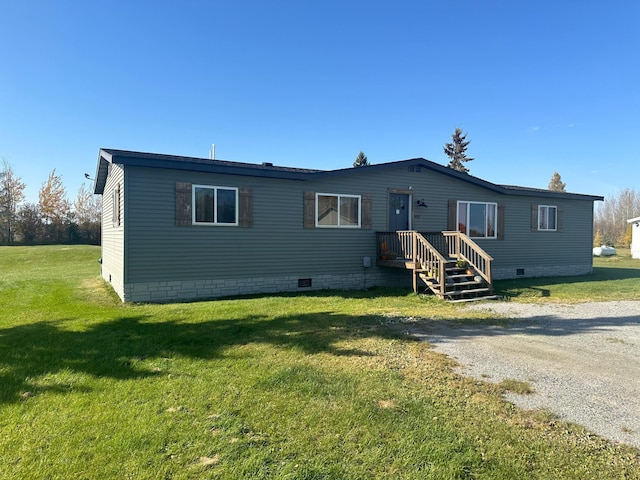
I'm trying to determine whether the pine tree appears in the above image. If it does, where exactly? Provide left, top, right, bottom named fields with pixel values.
left=548, top=171, right=566, bottom=192
left=443, top=128, right=474, bottom=173
left=353, top=151, right=369, bottom=167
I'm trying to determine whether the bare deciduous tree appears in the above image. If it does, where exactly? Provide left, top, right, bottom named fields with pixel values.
left=0, top=159, right=26, bottom=244
left=74, top=182, right=102, bottom=244
left=39, top=169, right=71, bottom=243
left=39, top=169, right=70, bottom=225
left=594, top=187, right=640, bottom=246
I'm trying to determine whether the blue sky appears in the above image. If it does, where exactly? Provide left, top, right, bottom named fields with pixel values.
left=1, top=0, right=638, bottom=204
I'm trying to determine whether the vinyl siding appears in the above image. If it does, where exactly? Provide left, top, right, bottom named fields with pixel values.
left=121, top=163, right=596, bottom=287
left=124, top=166, right=382, bottom=283
left=100, top=163, right=125, bottom=298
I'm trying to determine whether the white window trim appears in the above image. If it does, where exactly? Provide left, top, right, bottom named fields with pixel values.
left=457, top=200, right=498, bottom=239
left=538, top=204, right=558, bottom=231
left=192, top=184, right=239, bottom=226
left=315, top=193, right=361, bottom=228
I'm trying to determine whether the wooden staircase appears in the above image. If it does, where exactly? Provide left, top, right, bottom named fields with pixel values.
left=416, top=259, right=496, bottom=302
left=377, top=231, right=498, bottom=302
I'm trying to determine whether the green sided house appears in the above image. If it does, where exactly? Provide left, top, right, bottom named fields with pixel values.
left=93, top=148, right=603, bottom=302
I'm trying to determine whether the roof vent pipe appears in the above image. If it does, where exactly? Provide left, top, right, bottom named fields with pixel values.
left=209, top=144, right=215, bottom=160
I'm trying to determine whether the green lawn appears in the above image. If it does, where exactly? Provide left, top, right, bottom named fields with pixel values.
left=1, top=245, right=639, bottom=479
left=495, top=248, right=640, bottom=302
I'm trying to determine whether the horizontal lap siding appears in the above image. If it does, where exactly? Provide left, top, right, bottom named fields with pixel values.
left=388, top=170, right=595, bottom=271
left=125, top=167, right=379, bottom=283
left=101, top=164, right=125, bottom=297
left=483, top=196, right=594, bottom=269
left=123, top=165, right=596, bottom=284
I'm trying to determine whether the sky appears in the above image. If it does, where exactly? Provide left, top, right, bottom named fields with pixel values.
left=1, top=0, right=639, bottom=204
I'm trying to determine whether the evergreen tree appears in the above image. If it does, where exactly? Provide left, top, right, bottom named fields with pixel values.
left=353, top=151, right=369, bottom=167
left=443, top=128, right=474, bottom=173
left=16, top=203, right=43, bottom=244
left=548, top=171, right=566, bottom=192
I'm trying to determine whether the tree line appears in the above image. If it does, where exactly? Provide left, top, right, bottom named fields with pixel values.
left=594, top=188, right=640, bottom=247
left=0, top=160, right=101, bottom=245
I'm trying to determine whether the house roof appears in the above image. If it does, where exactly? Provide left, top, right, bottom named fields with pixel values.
left=628, top=216, right=640, bottom=224
left=94, top=148, right=604, bottom=201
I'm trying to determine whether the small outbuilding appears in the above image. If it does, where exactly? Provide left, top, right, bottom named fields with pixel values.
left=627, top=216, right=640, bottom=259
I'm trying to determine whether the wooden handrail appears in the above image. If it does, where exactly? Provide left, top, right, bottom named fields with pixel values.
left=413, top=232, right=448, bottom=296
left=377, top=231, right=414, bottom=260
left=442, top=231, right=493, bottom=283
left=376, top=230, right=493, bottom=296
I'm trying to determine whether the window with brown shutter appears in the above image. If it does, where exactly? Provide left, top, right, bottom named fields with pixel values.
left=239, top=187, right=253, bottom=228
left=175, top=183, right=252, bottom=227
left=303, top=191, right=316, bottom=228
left=175, top=182, right=192, bottom=226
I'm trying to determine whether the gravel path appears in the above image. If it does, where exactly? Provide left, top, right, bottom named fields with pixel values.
left=411, top=301, right=640, bottom=449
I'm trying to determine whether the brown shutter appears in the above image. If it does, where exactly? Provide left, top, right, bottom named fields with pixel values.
left=497, top=203, right=505, bottom=240
left=239, top=186, right=253, bottom=227
left=447, top=200, right=457, bottom=231
left=361, top=194, right=372, bottom=229
left=176, top=182, right=192, bottom=226
left=556, top=206, right=563, bottom=232
left=304, top=191, right=315, bottom=228
left=531, top=204, right=538, bottom=231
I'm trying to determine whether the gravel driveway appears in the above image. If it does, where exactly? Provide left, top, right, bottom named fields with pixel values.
left=411, top=301, right=640, bottom=449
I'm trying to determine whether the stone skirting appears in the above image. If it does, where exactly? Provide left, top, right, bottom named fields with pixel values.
left=121, top=269, right=407, bottom=303
left=492, top=263, right=593, bottom=280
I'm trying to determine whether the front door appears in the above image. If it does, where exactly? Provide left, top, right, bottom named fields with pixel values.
left=389, top=193, right=410, bottom=231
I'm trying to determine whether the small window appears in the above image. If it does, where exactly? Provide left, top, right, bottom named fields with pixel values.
left=538, top=205, right=557, bottom=231
left=316, top=193, right=361, bottom=228
left=457, top=201, right=497, bottom=239
left=112, top=184, right=121, bottom=226
left=193, top=185, right=238, bottom=225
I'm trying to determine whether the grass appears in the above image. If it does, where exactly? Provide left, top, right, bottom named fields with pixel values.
left=495, top=248, right=640, bottom=302
left=499, top=378, right=536, bottom=395
left=0, top=245, right=639, bottom=479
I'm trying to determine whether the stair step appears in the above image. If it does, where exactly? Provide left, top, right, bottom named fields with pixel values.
left=446, top=274, right=476, bottom=280
left=446, top=280, right=486, bottom=288
left=446, top=287, right=491, bottom=296
left=447, top=295, right=501, bottom=303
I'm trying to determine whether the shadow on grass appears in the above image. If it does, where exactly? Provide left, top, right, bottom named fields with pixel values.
left=414, top=310, right=640, bottom=343
left=208, top=286, right=416, bottom=302
left=0, top=311, right=386, bottom=405
left=494, top=266, right=640, bottom=299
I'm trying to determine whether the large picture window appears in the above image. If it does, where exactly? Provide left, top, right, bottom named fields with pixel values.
left=538, top=205, right=557, bottom=231
left=457, top=201, right=497, bottom=239
left=193, top=185, right=238, bottom=225
left=316, top=193, right=361, bottom=228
